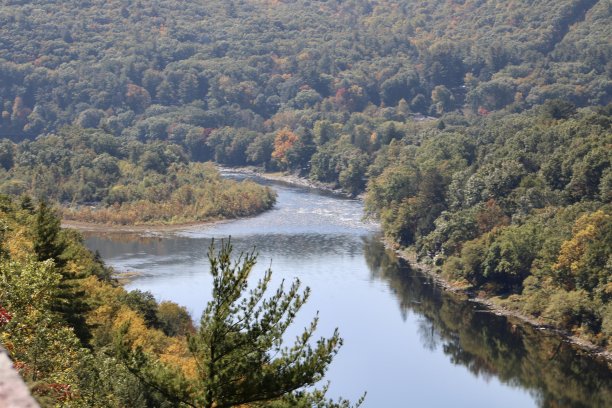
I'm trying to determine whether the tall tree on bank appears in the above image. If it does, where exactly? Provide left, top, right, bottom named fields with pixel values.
left=33, top=200, right=66, bottom=267
left=118, top=239, right=360, bottom=407
left=33, top=200, right=91, bottom=344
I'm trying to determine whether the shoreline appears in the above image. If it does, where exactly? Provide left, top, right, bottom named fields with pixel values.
left=64, top=167, right=611, bottom=366
left=221, top=166, right=612, bottom=365
left=61, top=218, right=229, bottom=234
left=216, top=167, right=612, bottom=365
left=218, top=165, right=359, bottom=199
left=59, top=168, right=335, bottom=234
left=386, top=242, right=612, bottom=366
left=60, top=166, right=347, bottom=233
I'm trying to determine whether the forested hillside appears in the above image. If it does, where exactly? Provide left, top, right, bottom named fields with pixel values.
left=0, top=196, right=196, bottom=406
left=365, top=105, right=611, bottom=349
left=1, top=0, right=609, bottom=139
left=0, top=0, right=610, bottom=374
left=0, top=1, right=609, bottom=182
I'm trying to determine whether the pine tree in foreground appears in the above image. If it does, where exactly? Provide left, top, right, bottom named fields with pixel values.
left=118, top=239, right=363, bottom=407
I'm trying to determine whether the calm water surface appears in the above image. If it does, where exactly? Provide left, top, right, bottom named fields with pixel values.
left=84, top=173, right=611, bottom=407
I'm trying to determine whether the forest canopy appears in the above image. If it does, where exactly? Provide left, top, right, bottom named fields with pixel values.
left=0, top=0, right=609, bottom=196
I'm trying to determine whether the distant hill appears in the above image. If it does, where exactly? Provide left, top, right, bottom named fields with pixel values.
left=0, top=0, right=609, bottom=141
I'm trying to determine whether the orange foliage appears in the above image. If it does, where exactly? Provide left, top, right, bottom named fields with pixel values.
left=271, top=128, right=299, bottom=166
left=478, top=106, right=490, bottom=116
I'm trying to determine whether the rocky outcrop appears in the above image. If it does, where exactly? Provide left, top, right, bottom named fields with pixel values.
left=0, top=348, right=39, bottom=408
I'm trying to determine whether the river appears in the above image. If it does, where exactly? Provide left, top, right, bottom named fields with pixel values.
left=83, top=172, right=611, bottom=407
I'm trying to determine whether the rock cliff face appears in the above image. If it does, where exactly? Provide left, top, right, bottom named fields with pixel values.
left=0, top=348, right=39, bottom=408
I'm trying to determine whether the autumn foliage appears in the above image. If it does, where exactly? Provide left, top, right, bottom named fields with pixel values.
left=0, top=197, right=200, bottom=406
left=0, top=306, right=11, bottom=326
left=271, top=128, right=300, bottom=168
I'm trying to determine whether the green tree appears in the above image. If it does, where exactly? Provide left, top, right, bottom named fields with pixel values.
left=33, top=200, right=66, bottom=267
left=122, top=290, right=161, bottom=329
left=0, top=139, right=14, bottom=170
left=33, top=200, right=91, bottom=344
left=245, top=133, right=274, bottom=166
left=313, top=120, right=338, bottom=146
left=119, top=240, right=353, bottom=408
left=0, top=258, right=90, bottom=404
left=157, top=301, right=195, bottom=337
left=431, top=85, right=454, bottom=115
left=541, top=99, right=577, bottom=120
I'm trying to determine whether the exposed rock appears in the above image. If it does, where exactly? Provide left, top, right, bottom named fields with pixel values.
left=0, top=348, right=39, bottom=408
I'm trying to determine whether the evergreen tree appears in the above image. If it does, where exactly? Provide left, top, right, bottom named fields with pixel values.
left=33, top=200, right=91, bottom=344
left=33, top=200, right=66, bottom=266
left=118, top=239, right=359, bottom=407
left=19, top=194, right=34, bottom=213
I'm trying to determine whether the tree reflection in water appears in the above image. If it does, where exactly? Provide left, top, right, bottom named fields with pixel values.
left=363, top=237, right=611, bottom=408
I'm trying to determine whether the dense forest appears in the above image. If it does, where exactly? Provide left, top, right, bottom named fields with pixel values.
left=365, top=105, right=611, bottom=349
left=0, top=0, right=610, bottom=404
left=0, top=1, right=610, bottom=193
left=0, top=0, right=609, bottom=195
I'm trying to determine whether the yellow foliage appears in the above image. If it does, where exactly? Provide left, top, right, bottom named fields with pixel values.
left=89, top=303, right=116, bottom=331
left=160, top=338, right=198, bottom=379
left=110, top=307, right=196, bottom=378
left=113, top=307, right=167, bottom=352
left=79, top=276, right=197, bottom=376
left=6, top=225, right=33, bottom=262
left=81, top=275, right=124, bottom=308
left=117, top=160, right=136, bottom=176
left=554, top=210, right=609, bottom=274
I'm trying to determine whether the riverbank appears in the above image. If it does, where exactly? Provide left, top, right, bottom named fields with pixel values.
left=387, top=243, right=612, bottom=366
left=221, top=168, right=612, bottom=364
left=219, top=168, right=612, bottom=365
left=218, top=166, right=359, bottom=199
left=61, top=218, right=228, bottom=233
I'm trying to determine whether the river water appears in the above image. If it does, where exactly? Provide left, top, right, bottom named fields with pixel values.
left=84, top=173, right=611, bottom=407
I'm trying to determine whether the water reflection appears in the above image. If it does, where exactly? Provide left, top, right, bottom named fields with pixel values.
left=82, top=175, right=611, bottom=407
left=85, top=232, right=365, bottom=272
left=363, top=238, right=612, bottom=408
